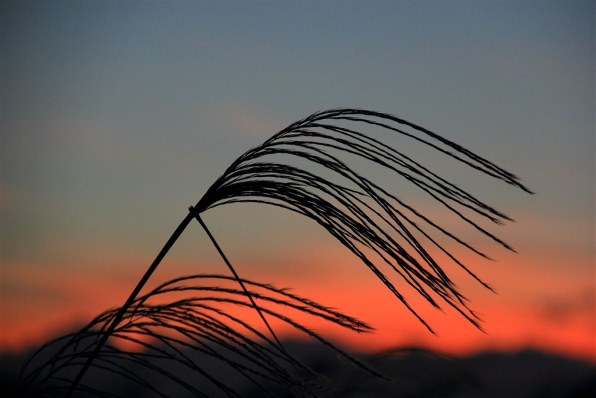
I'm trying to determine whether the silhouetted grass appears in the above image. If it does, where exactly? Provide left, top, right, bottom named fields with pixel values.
left=196, top=108, right=531, bottom=331
left=19, top=274, right=377, bottom=397
left=18, top=108, right=531, bottom=397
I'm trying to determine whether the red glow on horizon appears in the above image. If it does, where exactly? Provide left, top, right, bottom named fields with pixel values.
left=1, top=248, right=594, bottom=363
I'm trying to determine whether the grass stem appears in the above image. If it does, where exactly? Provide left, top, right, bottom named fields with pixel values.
left=65, top=210, right=196, bottom=397
left=194, top=211, right=285, bottom=351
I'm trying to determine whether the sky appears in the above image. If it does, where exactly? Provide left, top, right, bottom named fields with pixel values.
left=1, top=0, right=594, bottom=362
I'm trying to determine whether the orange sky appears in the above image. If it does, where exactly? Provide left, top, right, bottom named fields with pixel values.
left=2, top=237, right=593, bottom=362
left=1, top=0, right=594, bottom=369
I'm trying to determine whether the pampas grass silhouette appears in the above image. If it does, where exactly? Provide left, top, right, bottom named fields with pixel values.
left=20, top=275, right=377, bottom=397
left=19, top=108, right=530, bottom=397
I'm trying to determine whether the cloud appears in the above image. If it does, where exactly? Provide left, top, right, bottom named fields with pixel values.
left=540, top=289, right=596, bottom=323
left=192, top=98, right=284, bottom=140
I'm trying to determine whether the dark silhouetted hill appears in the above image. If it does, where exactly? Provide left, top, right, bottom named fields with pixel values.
left=2, top=339, right=594, bottom=397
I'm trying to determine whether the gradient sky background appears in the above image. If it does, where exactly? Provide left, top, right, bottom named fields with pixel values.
left=1, top=0, right=594, bottom=361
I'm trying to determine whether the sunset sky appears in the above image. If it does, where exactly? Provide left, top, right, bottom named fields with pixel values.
left=1, top=0, right=594, bottom=362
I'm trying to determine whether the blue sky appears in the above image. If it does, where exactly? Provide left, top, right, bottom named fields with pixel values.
left=1, top=0, right=594, bottom=356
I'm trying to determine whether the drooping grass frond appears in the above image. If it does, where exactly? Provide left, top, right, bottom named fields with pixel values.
left=27, top=108, right=530, bottom=396
left=194, top=108, right=531, bottom=332
left=19, top=274, right=375, bottom=398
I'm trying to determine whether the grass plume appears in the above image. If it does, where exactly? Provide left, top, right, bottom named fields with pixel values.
left=19, top=274, right=376, bottom=397
left=19, top=108, right=530, bottom=396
